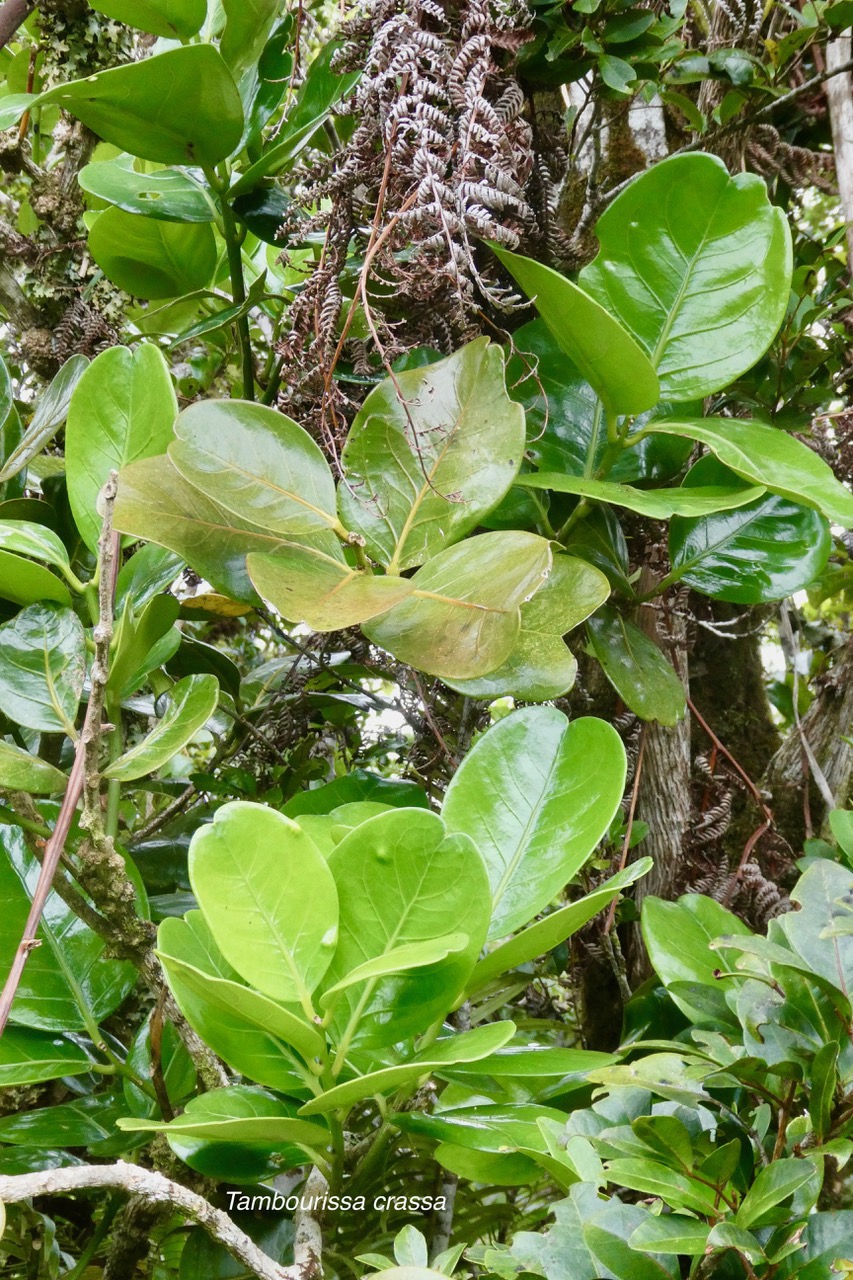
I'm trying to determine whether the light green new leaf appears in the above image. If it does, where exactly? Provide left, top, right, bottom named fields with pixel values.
left=491, top=246, right=660, bottom=416
left=119, top=1089, right=328, bottom=1148
left=468, top=859, right=652, bottom=990
left=580, top=153, right=792, bottom=398
left=645, top=418, right=853, bottom=527
left=90, top=0, right=206, bottom=38
left=79, top=156, right=216, bottom=223
left=320, top=934, right=469, bottom=1006
left=445, top=554, right=609, bottom=702
left=189, top=801, right=339, bottom=1008
left=0, top=605, right=85, bottom=735
left=736, top=1159, right=818, bottom=1230
left=516, top=473, right=766, bottom=518
left=248, top=543, right=414, bottom=630
left=104, top=673, right=218, bottom=781
left=363, top=531, right=552, bottom=681
left=299, top=1022, right=516, bottom=1114
left=642, top=894, right=751, bottom=1021
left=169, top=399, right=341, bottom=538
left=443, top=706, right=627, bottom=940
left=339, top=338, right=525, bottom=571
left=66, top=343, right=177, bottom=552
left=0, top=95, right=34, bottom=133
left=323, top=809, right=491, bottom=1047
left=0, top=741, right=66, bottom=794
left=0, top=1028, right=94, bottom=1086
left=587, top=606, right=686, bottom=726
left=0, top=355, right=88, bottom=485
left=0, top=551, right=72, bottom=608
left=35, top=46, right=243, bottom=168
left=88, top=207, right=217, bottom=299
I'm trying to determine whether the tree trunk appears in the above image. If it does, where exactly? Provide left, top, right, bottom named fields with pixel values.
left=827, top=33, right=853, bottom=268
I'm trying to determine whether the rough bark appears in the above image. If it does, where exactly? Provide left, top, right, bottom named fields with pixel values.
left=827, top=33, right=853, bottom=268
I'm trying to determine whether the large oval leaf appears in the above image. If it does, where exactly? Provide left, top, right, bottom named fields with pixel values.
left=0, top=1028, right=95, bottom=1086
left=339, top=338, right=525, bottom=571
left=580, top=153, right=792, bottom=398
left=363, top=531, right=552, bottom=681
left=492, top=247, right=660, bottom=416
left=188, top=801, right=339, bottom=1009
left=104, top=673, right=219, bottom=781
left=0, top=550, right=71, bottom=607
left=67, top=343, right=177, bottom=553
left=247, top=542, right=414, bottom=629
left=36, top=46, right=243, bottom=168
left=88, top=206, right=217, bottom=299
left=0, top=742, right=66, bottom=794
left=586, top=606, right=686, bottom=726
left=79, top=156, right=216, bottom=223
left=90, top=0, right=206, bottom=39
left=0, top=520, right=71, bottom=573
left=0, top=604, right=85, bottom=735
left=641, top=894, right=751, bottom=1022
left=443, top=707, right=627, bottom=939
left=120, top=1086, right=328, bottom=1148
left=322, top=808, right=490, bottom=1048
left=169, top=399, right=341, bottom=538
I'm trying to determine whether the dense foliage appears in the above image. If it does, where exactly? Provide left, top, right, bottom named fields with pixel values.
left=1, top=0, right=853, bottom=1277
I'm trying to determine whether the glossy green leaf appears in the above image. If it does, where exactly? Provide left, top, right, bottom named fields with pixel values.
left=90, top=0, right=205, bottom=38
left=774, top=1211, right=853, bottom=1279
left=283, top=772, right=429, bottom=817
left=0, top=1094, right=126, bottom=1148
left=299, top=1022, right=516, bottom=1114
left=323, top=808, right=490, bottom=1047
left=0, top=355, right=88, bottom=485
left=604, top=1159, right=717, bottom=1214
left=119, top=1087, right=328, bottom=1148
left=446, top=1045, right=615, bottom=1081
left=829, top=808, right=853, bottom=859
left=517, top=472, right=766, bottom=517
left=80, top=155, right=215, bottom=223
left=169, top=399, right=341, bottom=539
left=104, top=673, right=218, bottom=781
left=642, top=894, right=751, bottom=1021
left=108, top=593, right=181, bottom=700
left=188, top=801, right=339, bottom=1007
left=0, top=551, right=71, bottom=607
left=157, top=912, right=317, bottom=1090
left=443, top=706, right=627, bottom=939
left=0, top=1028, right=94, bottom=1086
left=339, top=338, right=524, bottom=571
left=0, top=604, right=85, bottom=735
left=396, top=1102, right=568, bottom=1155
left=319, top=934, right=469, bottom=1006
left=645, top=418, right=853, bottom=527
left=248, top=543, right=414, bottom=630
left=0, top=824, right=136, bottom=1032
left=705, top=1222, right=766, bottom=1263
left=67, top=343, right=177, bottom=553
left=587, top=606, right=686, bottom=726
left=445, top=554, right=608, bottom=701
left=0, top=520, right=70, bottom=572
left=468, top=859, right=652, bottom=990
left=779, top=859, right=853, bottom=992
left=221, top=0, right=281, bottom=79
left=629, top=1217, right=711, bottom=1255
left=580, top=154, right=792, bottom=398
left=36, top=46, right=243, bottom=168
left=736, top=1159, right=818, bottom=1230
left=88, top=206, right=217, bottom=299
left=0, top=95, right=34, bottom=133
left=0, top=741, right=66, bottom=794
left=363, top=531, right=552, bottom=681
left=510, top=1184, right=605, bottom=1280
left=492, top=246, right=660, bottom=415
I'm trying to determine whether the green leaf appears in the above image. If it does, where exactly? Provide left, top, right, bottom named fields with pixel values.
left=298, top=1021, right=516, bottom=1114
left=644, top=418, right=853, bottom=528
left=642, top=894, right=751, bottom=1021
left=319, top=934, right=470, bottom=1005
left=510, top=1185, right=606, bottom=1280
left=88, top=206, right=217, bottom=299
left=79, top=155, right=216, bottom=223
left=339, top=338, right=525, bottom=571
left=66, top=343, right=177, bottom=553
left=469, top=859, right=651, bottom=990
left=221, top=0, right=281, bottom=80
left=445, top=554, right=609, bottom=702
left=736, top=1159, right=818, bottom=1230
left=169, top=399, right=341, bottom=539
left=108, top=594, right=181, bottom=700
left=0, top=95, right=34, bottom=132
left=0, top=1027, right=94, bottom=1086
left=323, top=808, right=490, bottom=1047
left=119, top=1086, right=329, bottom=1148
left=829, top=809, right=853, bottom=860
left=157, top=912, right=317, bottom=1090
left=0, top=520, right=71, bottom=573
left=89, top=0, right=206, bottom=38
left=104, top=673, right=218, bottom=781
left=0, top=551, right=72, bottom=608
left=396, top=1102, right=565, bottom=1155
left=517, top=473, right=766, bottom=518
left=363, top=531, right=553, bottom=681
left=780, top=859, right=853, bottom=993
left=247, top=543, right=414, bottom=630
left=491, top=246, right=660, bottom=416
left=580, top=153, right=792, bottom=398
left=629, top=1217, right=711, bottom=1255
left=435, top=1144, right=540, bottom=1186
left=443, top=706, right=626, bottom=939
left=587, top=606, right=686, bottom=726
left=35, top=46, right=244, bottom=168
left=0, top=1095, right=126, bottom=1148
left=0, top=355, right=88, bottom=485
left=0, top=741, right=66, bottom=794
left=0, top=604, right=85, bottom=735
left=282, top=772, right=429, bottom=817
left=188, top=801, right=339, bottom=1007
left=445, top=1045, right=615, bottom=1081
left=705, top=1222, right=766, bottom=1262
left=809, top=1042, right=838, bottom=1141
left=605, top=1158, right=717, bottom=1214
left=774, top=1211, right=853, bottom=1279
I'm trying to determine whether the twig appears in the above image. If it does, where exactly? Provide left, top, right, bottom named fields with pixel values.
left=688, top=696, right=774, bottom=825
left=778, top=601, right=837, bottom=813
left=0, top=1162, right=309, bottom=1280
left=0, top=0, right=32, bottom=51
left=430, top=1173, right=458, bottom=1259
left=292, top=1166, right=328, bottom=1279
left=605, top=725, right=646, bottom=935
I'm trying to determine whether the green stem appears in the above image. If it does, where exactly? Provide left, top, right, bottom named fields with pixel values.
left=105, top=700, right=123, bottom=841
left=207, top=167, right=255, bottom=400
left=0, top=804, right=51, bottom=839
